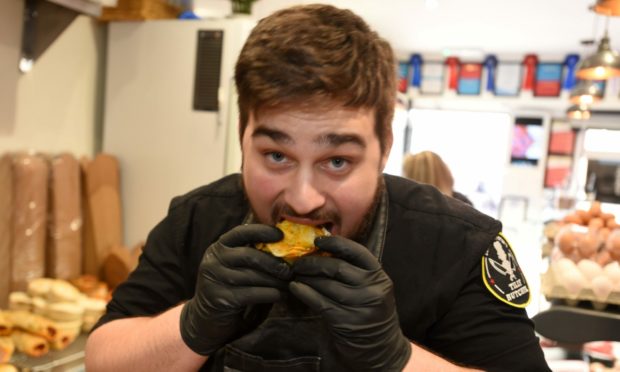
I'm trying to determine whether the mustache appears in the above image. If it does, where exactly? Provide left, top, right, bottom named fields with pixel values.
left=271, top=203, right=341, bottom=225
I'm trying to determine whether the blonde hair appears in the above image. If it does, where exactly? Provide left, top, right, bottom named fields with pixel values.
left=402, top=151, right=454, bottom=196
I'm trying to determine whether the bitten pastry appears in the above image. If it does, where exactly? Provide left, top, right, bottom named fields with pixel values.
left=256, top=220, right=330, bottom=264
left=11, top=330, right=49, bottom=357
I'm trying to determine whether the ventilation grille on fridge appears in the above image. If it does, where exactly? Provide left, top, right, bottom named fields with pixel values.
left=193, top=29, right=223, bottom=111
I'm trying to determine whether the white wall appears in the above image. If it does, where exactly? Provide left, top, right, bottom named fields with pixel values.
left=0, top=0, right=104, bottom=157
left=249, top=0, right=601, bottom=57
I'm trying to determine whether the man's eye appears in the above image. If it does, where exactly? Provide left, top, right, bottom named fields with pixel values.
left=329, top=158, right=347, bottom=169
left=268, top=152, right=286, bottom=163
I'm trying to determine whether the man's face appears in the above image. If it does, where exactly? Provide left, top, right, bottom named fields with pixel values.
left=241, top=105, right=391, bottom=239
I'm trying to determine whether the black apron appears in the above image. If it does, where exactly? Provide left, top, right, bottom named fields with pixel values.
left=203, top=189, right=389, bottom=372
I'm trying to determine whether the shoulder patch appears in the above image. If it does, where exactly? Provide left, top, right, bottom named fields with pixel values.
left=481, top=233, right=531, bottom=308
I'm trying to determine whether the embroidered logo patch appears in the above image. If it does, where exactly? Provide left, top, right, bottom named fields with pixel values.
left=482, top=233, right=530, bottom=308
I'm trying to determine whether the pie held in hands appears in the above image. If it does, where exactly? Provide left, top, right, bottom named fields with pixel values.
left=256, top=220, right=330, bottom=264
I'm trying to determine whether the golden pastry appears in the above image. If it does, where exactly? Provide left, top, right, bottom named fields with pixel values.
left=0, top=364, right=18, bottom=372
left=0, top=313, right=12, bottom=337
left=5, top=310, right=58, bottom=341
left=11, top=329, right=49, bottom=357
left=46, top=302, right=84, bottom=322
left=27, top=278, right=54, bottom=298
left=31, top=296, right=48, bottom=317
left=50, top=327, right=80, bottom=351
left=0, top=337, right=14, bottom=363
left=256, top=220, right=330, bottom=264
left=8, top=292, right=32, bottom=312
left=48, top=280, right=80, bottom=303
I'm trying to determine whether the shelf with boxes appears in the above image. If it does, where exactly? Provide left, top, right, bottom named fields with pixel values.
left=396, top=53, right=620, bottom=116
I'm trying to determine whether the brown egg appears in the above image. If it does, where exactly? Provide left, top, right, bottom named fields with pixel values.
left=576, top=209, right=591, bottom=225
left=570, top=250, right=583, bottom=263
left=578, top=232, right=601, bottom=258
left=606, top=229, right=620, bottom=256
left=601, top=212, right=615, bottom=221
left=599, top=227, right=611, bottom=243
left=610, top=250, right=620, bottom=261
left=556, top=227, right=576, bottom=255
left=606, top=218, right=618, bottom=229
left=563, top=213, right=583, bottom=225
left=596, top=249, right=613, bottom=266
left=589, top=217, right=605, bottom=231
left=589, top=201, right=602, bottom=217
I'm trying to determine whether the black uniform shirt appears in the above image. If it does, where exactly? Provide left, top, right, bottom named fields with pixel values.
left=95, top=174, right=550, bottom=372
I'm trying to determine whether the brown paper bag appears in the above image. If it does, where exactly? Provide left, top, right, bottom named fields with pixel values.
left=82, top=153, right=123, bottom=276
left=0, top=155, right=13, bottom=308
left=47, top=153, right=82, bottom=280
left=80, top=156, right=97, bottom=276
left=11, top=153, right=49, bottom=292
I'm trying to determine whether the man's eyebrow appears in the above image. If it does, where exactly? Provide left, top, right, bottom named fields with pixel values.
left=252, top=127, right=294, bottom=144
left=316, top=133, right=366, bottom=148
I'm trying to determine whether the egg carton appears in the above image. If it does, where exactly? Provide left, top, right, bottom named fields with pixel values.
left=541, top=270, right=620, bottom=310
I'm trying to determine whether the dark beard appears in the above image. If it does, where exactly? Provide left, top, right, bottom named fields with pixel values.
left=241, top=175, right=384, bottom=243
left=349, top=176, right=384, bottom=243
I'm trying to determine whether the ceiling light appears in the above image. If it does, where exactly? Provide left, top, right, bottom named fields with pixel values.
left=566, top=104, right=592, bottom=120
left=593, top=0, right=620, bottom=16
left=569, top=80, right=603, bottom=105
left=576, top=32, right=620, bottom=79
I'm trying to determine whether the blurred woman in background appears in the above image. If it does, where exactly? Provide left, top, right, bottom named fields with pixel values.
left=402, top=151, right=473, bottom=206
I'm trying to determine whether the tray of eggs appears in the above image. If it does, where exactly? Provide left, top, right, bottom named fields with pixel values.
left=542, top=202, right=620, bottom=310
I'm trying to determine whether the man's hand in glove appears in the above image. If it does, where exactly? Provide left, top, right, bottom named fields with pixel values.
left=180, top=224, right=292, bottom=356
left=289, top=236, right=412, bottom=371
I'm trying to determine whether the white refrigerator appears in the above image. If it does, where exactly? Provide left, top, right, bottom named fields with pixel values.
left=103, top=17, right=255, bottom=246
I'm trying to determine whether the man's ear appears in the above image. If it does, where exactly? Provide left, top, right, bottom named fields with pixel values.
left=380, top=128, right=393, bottom=171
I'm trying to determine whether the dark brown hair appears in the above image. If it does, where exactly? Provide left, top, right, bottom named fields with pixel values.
left=234, top=4, right=396, bottom=154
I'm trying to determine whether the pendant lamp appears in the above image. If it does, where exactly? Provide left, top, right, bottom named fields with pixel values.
left=593, top=0, right=620, bottom=16
left=566, top=104, right=592, bottom=120
left=569, top=80, right=603, bottom=105
left=576, top=30, right=620, bottom=79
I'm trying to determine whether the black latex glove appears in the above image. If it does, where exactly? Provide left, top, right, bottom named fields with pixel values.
left=180, top=224, right=292, bottom=356
left=289, top=236, right=412, bottom=371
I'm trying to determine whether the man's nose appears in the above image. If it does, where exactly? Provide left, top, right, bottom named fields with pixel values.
left=284, top=173, right=326, bottom=216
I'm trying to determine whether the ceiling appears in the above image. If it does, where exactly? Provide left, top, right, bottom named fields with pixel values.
left=251, top=0, right=613, bottom=60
